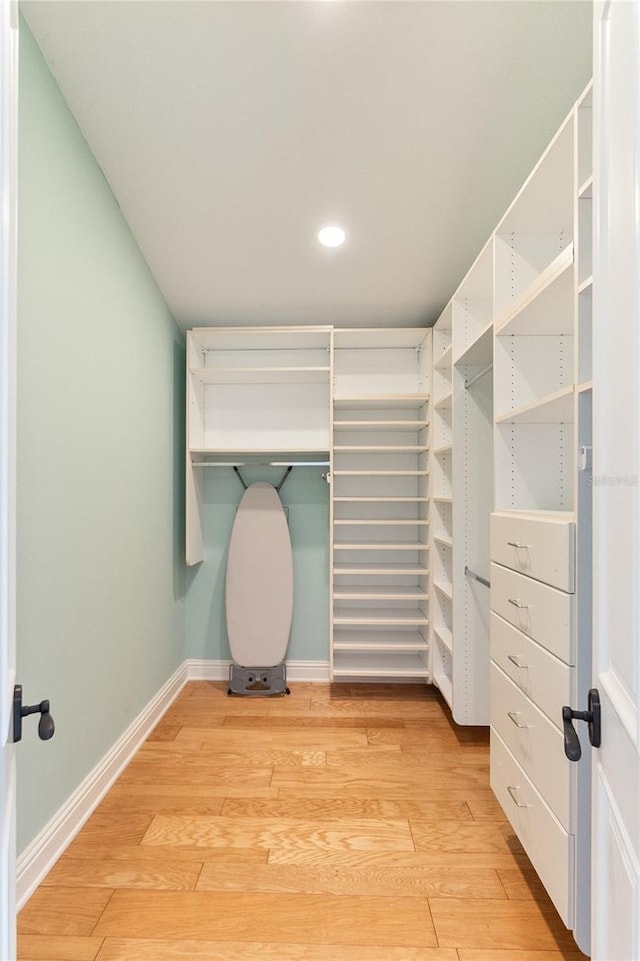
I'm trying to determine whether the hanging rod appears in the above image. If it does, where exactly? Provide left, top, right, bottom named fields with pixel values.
left=465, top=363, right=493, bottom=390
left=465, top=565, right=490, bottom=588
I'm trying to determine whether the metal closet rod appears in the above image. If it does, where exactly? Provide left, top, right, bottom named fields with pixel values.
left=464, top=363, right=493, bottom=390
left=465, top=565, right=491, bottom=588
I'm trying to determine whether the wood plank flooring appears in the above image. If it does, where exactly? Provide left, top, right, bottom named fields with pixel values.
left=18, top=681, right=589, bottom=961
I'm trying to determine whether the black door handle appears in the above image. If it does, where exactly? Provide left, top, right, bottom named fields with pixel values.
left=13, top=684, right=55, bottom=743
left=562, top=688, right=601, bottom=761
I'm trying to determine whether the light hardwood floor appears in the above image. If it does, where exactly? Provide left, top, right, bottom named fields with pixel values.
left=17, top=681, right=589, bottom=961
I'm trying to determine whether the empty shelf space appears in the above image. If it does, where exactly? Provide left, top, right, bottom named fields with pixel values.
left=495, top=244, right=575, bottom=336
left=334, top=519, right=429, bottom=527
left=433, top=534, right=453, bottom=547
left=333, top=631, right=428, bottom=653
left=334, top=496, right=429, bottom=503
left=333, top=608, right=429, bottom=626
left=433, top=392, right=452, bottom=411
left=333, top=420, right=429, bottom=432
left=433, top=624, right=453, bottom=655
left=433, top=443, right=453, bottom=456
left=333, top=563, right=429, bottom=576
left=333, top=586, right=429, bottom=601
left=334, top=395, right=429, bottom=410
left=332, top=651, right=430, bottom=678
left=334, top=542, right=429, bottom=552
left=433, top=580, right=453, bottom=600
left=495, top=385, right=574, bottom=424
left=332, top=470, right=429, bottom=477
left=434, top=345, right=453, bottom=371
left=190, top=366, right=331, bottom=384
left=454, top=322, right=493, bottom=367
left=578, top=175, right=593, bottom=199
left=333, top=445, right=429, bottom=453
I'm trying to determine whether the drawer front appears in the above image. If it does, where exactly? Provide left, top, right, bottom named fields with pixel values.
left=491, top=513, right=575, bottom=592
left=491, top=612, right=571, bottom=730
left=490, top=729, right=573, bottom=927
left=491, top=663, right=570, bottom=829
left=491, top=563, right=574, bottom=664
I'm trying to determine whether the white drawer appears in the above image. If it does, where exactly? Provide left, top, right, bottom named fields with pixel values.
left=491, top=512, right=575, bottom=592
left=491, top=612, right=571, bottom=730
left=491, top=729, right=573, bottom=927
left=491, top=663, right=570, bottom=829
left=491, top=563, right=574, bottom=665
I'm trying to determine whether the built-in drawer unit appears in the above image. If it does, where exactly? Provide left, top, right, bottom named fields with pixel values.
left=491, top=512, right=575, bottom=592
left=490, top=612, right=571, bottom=729
left=490, top=562, right=575, bottom=664
left=491, top=663, right=570, bottom=828
left=490, top=729, right=574, bottom=927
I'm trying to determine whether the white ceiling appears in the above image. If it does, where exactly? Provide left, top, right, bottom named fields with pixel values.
left=22, top=1, right=592, bottom=330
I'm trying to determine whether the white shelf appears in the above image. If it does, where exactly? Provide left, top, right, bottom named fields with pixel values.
left=434, top=344, right=453, bottom=371
left=433, top=624, right=453, bottom=655
left=454, top=322, right=493, bottom=368
left=190, top=366, right=330, bottom=385
left=334, top=496, right=429, bottom=504
left=334, top=445, right=429, bottom=453
left=433, top=443, right=453, bottom=456
left=334, top=395, right=429, bottom=410
left=433, top=534, right=453, bottom=548
left=334, top=519, right=429, bottom=527
left=577, top=381, right=593, bottom=394
left=333, top=608, right=429, bottom=626
left=334, top=542, right=429, bottom=551
left=578, top=175, right=593, bottom=199
left=432, top=495, right=453, bottom=504
left=334, top=587, right=429, bottom=601
left=495, top=245, right=574, bottom=336
left=333, top=652, right=429, bottom=678
left=333, top=420, right=429, bottom=432
left=433, top=392, right=453, bottom=411
left=433, top=672, right=453, bottom=706
left=333, top=563, right=429, bottom=576
left=495, top=385, right=574, bottom=425
left=578, top=276, right=593, bottom=294
left=433, top=580, right=453, bottom=600
left=333, top=631, right=428, bottom=653
left=333, top=470, right=429, bottom=477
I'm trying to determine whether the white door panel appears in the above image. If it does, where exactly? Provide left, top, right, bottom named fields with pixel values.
left=593, top=1, right=640, bottom=957
left=0, top=3, right=18, bottom=958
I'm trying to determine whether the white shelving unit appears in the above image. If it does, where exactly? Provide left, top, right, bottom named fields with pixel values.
left=450, top=239, right=494, bottom=726
left=331, top=328, right=431, bottom=680
left=429, top=306, right=454, bottom=703
left=185, top=326, right=332, bottom=565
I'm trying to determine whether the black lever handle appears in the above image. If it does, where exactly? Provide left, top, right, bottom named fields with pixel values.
left=562, top=688, right=601, bottom=762
left=13, top=685, right=55, bottom=743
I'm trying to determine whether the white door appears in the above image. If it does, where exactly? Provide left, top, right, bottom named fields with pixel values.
left=0, top=2, right=18, bottom=958
left=592, top=2, right=640, bottom=958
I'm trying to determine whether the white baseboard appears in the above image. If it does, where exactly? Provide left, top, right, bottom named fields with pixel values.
left=16, top=657, right=330, bottom=907
left=16, top=661, right=188, bottom=909
left=186, top=658, right=331, bottom=683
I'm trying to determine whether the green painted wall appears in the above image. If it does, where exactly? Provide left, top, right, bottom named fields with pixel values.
left=186, top=467, right=330, bottom=663
left=16, top=23, right=188, bottom=853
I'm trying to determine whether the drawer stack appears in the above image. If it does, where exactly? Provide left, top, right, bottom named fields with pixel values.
left=489, top=511, right=576, bottom=926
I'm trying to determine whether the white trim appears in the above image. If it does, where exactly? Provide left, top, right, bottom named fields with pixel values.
left=16, top=662, right=188, bottom=909
left=186, top=658, right=331, bottom=683
left=15, top=657, right=331, bottom=907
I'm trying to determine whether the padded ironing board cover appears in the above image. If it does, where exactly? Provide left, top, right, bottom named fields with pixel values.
left=225, top=481, right=293, bottom=667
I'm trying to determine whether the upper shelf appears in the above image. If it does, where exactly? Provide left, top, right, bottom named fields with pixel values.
left=190, top=367, right=330, bottom=385
left=334, top=395, right=429, bottom=409
left=495, top=385, right=574, bottom=425
left=434, top=344, right=453, bottom=371
left=495, top=245, right=574, bottom=337
left=454, top=322, right=493, bottom=368
left=333, top=420, right=429, bottom=432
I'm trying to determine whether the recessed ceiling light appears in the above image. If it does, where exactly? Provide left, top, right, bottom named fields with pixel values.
left=318, top=225, right=346, bottom=248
